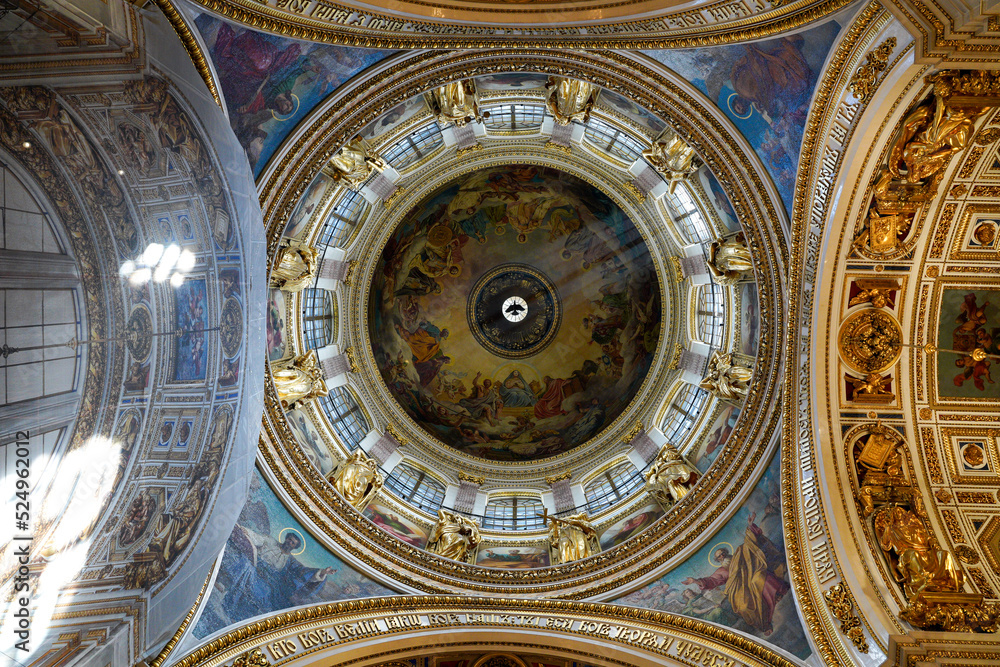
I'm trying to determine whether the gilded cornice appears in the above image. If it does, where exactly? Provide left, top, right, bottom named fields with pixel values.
left=256, top=49, right=787, bottom=597
left=169, top=596, right=799, bottom=667
left=170, top=0, right=852, bottom=48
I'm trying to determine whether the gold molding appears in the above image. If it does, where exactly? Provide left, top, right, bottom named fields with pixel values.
left=169, top=597, right=799, bottom=667
left=171, top=0, right=853, bottom=49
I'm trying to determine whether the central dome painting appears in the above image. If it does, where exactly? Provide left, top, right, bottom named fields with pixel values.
left=369, top=165, right=662, bottom=461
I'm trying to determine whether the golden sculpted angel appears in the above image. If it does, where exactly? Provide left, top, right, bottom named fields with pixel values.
left=427, top=509, right=481, bottom=563
left=545, top=76, right=599, bottom=126
left=645, top=443, right=700, bottom=509
left=322, top=135, right=386, bottom=188
left=425, top=79, right=484, bottom=127
left=270, top=240, right=318, bottom=293
left=700, top=352, right=753, bottom=405
left=271, top=350, right=329, bottom=410
left=707, top=235, right=754, bottom=285
left=329, top=449, right=382, bottom=510
left=642, top=128, right=699, bottom=193
left=547, top=512, right=599, bottom=564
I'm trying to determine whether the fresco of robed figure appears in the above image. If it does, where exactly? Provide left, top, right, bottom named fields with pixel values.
left=369, top=165, right=661, bottom=461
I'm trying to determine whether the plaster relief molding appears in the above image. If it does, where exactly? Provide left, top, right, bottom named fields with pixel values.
left=885, top=0, right=1000, bottom=67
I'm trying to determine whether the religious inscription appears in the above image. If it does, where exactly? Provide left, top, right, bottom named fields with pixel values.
left=253, top=612, right=743, bottom=666
left=251, top=0, right=790, bottom=39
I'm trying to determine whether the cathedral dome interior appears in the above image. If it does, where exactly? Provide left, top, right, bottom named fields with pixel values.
left=3, top=0, right=1000, bottom=666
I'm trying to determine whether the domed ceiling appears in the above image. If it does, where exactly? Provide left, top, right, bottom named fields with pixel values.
left=369, top=165, right=661, bottom=460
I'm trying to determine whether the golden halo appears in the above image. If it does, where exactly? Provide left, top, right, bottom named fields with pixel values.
left=708, top=541, right=734, bottom=567
left=271, top=94, right=301, bottom=121
left=726, top=93, right=753, bottom=120
left=278, top=527, right=307, bottom=555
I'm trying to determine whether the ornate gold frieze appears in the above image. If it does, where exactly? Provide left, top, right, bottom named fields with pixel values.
left=544, top=472, right=572, bottom=485
left=823, top=583, right=870, bottom=653
left=165, top=0, right=853, bottom=50
left=543, top=140, right=572, bottom=154
left=169, top=596, right=800, bottom=667
left=666, top=343, right=683, bottom=370
left=848, top=37, right=897, bottom=103
left=458, top=472, right=485, bottom=485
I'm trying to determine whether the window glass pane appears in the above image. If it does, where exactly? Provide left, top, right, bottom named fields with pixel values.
left=482, top=497, right=545, bottom=531
left=318, top=188, right=368, bottom=247
left=319, top=387, right=369, bottom=449
left=584, top=118, right=645, bottom=162
left=662, top=385, right=708, bottom=445
left=665, top=184, right=711, bottom=243
left=696, top=284, right=724, bottom=348
left=385, top=462, right=446, bottom=513
left=585, top=462, right=643, bottom=513
left=383, top=123, right=444, bottom=170
left=301, top=288, right=334, bottom=350
left=483, top=103, right=545, bottom=131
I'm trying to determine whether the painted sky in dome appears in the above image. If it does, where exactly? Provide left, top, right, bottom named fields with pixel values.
left=643, top=18, right=843, bottom=217
left=615, top=448, right=812, bottom=660
left=369, top=165, right=662, bottom=461
left=191, top=13, right=396, bottom=177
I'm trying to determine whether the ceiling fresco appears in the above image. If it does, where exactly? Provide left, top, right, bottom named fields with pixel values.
left=184, top=10, right=398, bottom=177
left=192, top=466, right=393, bottom=640
left=642, top=17, right=843, bottom=216
left=368, top=165, right=662, bottom=461
left=615, top=447, right=811, bottom=660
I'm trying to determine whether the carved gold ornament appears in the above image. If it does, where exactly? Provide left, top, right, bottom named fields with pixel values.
left=837, top=309, right=902, bottom=374
left=823, top=583, right=869, bottom=653
left=232, top=648, right=269, bottom=667
left=642, top=127, right=699, bottom=194
left=852, top=70, right=996, bottom=260
left=645, top=443, right=699, bottom=511
left=847, top=372, right=894, bottom=403
left=322, top=135, right=387, bottom=189
left=425, top=79, right=485, bottom=127
left=699, top=351, right=753, bottom=405
left=707, top=234, right=754, bottom=285
left=545, top=512, right=599, bottom=564
left=271, top=351, right=329, bottom=411
left=848, top=37, right=897, bottom=103
left=545, top=76, right=599, bottom=126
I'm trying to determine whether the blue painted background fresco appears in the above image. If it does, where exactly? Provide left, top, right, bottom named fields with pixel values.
left=193, top=467, right=394, bottom=639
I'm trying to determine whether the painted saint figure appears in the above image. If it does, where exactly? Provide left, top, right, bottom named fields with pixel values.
left=221, top=526, right=334, bottom=622
left=682, top=512, right=790, bottom=635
